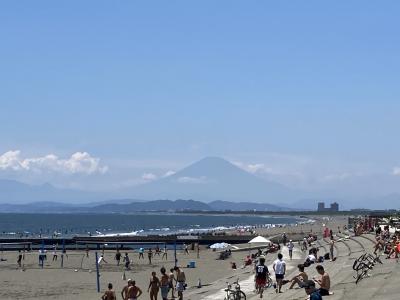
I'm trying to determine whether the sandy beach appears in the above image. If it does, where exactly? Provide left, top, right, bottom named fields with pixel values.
left=0, top=216, right=348, bottom=300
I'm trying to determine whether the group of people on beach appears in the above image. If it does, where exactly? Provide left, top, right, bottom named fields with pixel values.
left=101, top=266, right=186, bottom=300
left=253, top=251, right=331, bottom=299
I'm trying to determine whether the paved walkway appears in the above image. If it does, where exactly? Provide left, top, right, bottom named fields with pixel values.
left=186, top=232, right=400, bottom=300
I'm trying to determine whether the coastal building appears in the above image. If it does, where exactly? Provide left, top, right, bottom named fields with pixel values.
left=317, top=202, right=339, bottom=212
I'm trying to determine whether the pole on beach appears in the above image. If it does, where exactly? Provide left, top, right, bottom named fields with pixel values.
left=95, top=251, right=100, bottom=293
left=174, top=240, right=177, bottom=267
left=40, top=240, right=44, bottom=269
left=61, top=239, right=65, bottom=268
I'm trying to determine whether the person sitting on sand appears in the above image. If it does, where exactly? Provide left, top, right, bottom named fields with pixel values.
left=243, top=255, right=253, bottom=267
left=127, top=280, right=142, bottom=300
left=289, top=264, right=308, bottom=289
left=102, top=283, right=116, bottom=300
left=303, top=280, right=322, bottom=300
left=313, top=265, right=331, bottom=296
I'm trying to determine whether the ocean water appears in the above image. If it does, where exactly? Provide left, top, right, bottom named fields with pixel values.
left=0, top=213, right=300, bottom=237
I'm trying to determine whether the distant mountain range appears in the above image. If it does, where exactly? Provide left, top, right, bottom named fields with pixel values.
left=1, top=156, right=397, bottom=210
left=0, top=199, right=292, bottom=213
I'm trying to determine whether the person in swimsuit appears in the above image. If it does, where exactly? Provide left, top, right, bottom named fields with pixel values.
left=148, top=248, right=153, bottom=265
left=159, top=267, right=169, bottom=300
left=169, top=268, right=176, bottom=299
left=121, top=279, right=132, bottom=300
left=148, top=271, right=160, bottom=300
left=102, top=282, right=116, bottom=300
left=127, top=280, right=143, bottom=300
left=174, top=266, right=186, bottom=300
left=313, top=265, right=331, bottom=296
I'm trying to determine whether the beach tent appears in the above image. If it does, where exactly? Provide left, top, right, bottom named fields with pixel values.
left=209, top=242, right=231, bottom=249
left=248, top=236, right=271, bottom=245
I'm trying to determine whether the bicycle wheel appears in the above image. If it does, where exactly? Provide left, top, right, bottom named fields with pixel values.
left=226, top=291, right=236, bottom=300
left=266, top=277, right=273, bottom=288
left=235, top=290, right=246, bottom=300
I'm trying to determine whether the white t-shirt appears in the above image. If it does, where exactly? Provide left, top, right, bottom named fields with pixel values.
left=273, top=259, right=286, bottom=275
left=287, top=242, right=294, bottom=250
left=307, top=254, right=316, bottom=262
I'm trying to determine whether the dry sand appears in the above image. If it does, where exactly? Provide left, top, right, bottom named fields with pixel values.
left=0, top=216, right=348, bottom=300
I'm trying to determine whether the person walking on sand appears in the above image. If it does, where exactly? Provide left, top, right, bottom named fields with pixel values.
left=148, top=271, right=160, bottom=300
left=148, top=248, right=153, bottom=265
left=17, top=250, right=23, bottom=268
left=254, top=255, right=269, bottom=298
left=138, top=247, right=145, bottom=259
left=160, top=267, right=170, bottom=300
left=329, top=239, right=335, bottom=261
left=162, top=245, right=168, bottom=260
left=102, top=283, right=116, bottom=300
left=287, top=240, right=294, bottom=260
left=183, top=243, right=189, bottom=255
left=273, top=253, right=286, bottom=293
left=52, top=245, right=58, bottom=261
left=174, top=266, right=186, bottom=300
left=169, top=268, right=176, bottom=299
left=115, top=249, right=121, bottom=266
left=127, top=280, right=143, bottom=300
left=123, top=252, right=131, bottom=270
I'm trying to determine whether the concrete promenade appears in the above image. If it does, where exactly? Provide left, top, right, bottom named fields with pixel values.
left=186, top=232, right=399, bottom=300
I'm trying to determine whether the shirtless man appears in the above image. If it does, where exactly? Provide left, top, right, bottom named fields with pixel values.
left=289, top=264, right=308, bottom=289
left=127, top=280, right=143, bottom=300
left=174, top=266, right=186, bottom=300
left=121, top=279, right=132, bottom=300
left=148, top=271, right=160, bottom=300
left=313, top=265, right=331, bottom=296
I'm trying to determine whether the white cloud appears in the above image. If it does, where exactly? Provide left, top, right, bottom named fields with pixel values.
left=163, top=170, right=176, bottom=177
left=0, top=150, right=108, bottom=175
left=176, top=176, right=207, bottom=184
left=393, top=167, right=400, bottom=176
left=141, top=173, right=158, bottom=181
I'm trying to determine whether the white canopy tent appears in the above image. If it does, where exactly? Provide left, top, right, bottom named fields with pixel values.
left=248, top=235, right=272, bottom=245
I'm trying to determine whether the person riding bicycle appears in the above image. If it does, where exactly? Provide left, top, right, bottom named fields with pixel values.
left=254, top=255, right=269, bottom=298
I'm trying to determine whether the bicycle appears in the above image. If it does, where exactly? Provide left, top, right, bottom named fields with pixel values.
left=352, top=253, right=382, bottom=284
left=224, top=280, right=246, bottom=300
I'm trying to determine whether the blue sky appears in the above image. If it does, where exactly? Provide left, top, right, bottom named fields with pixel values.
left=1, top=1, right=400, bottom=195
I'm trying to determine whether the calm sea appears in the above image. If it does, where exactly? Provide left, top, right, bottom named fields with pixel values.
left=0, top=213, right=300, bottom=237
